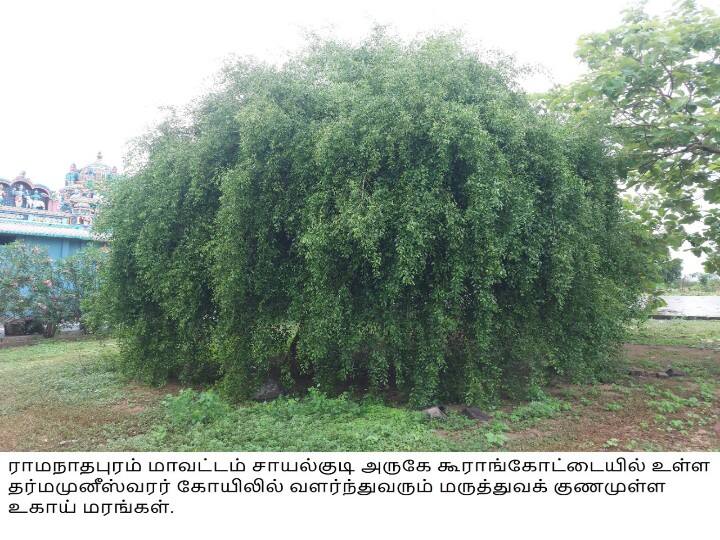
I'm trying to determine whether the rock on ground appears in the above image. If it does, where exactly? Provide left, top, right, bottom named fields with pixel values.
left=422, top=406, right=447, bottom=420
left=460, top=406, right=492, bottom=422
left=253, top=379, right=282, bottom=402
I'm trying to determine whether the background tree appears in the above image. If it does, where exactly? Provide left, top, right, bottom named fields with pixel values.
left=661, top=257, right=684, bottom=285
left=0, top=242, right=106, bottom=337
left=549, top=0, right=720, bottom=269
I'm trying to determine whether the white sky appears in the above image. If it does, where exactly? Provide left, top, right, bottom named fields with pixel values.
left=1, top=0, right=717, bottom=272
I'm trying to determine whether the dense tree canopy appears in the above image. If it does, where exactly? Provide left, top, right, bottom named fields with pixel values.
left=550, top=0, right=720, bottom=270
left=98, top=33, right=660, bottom=406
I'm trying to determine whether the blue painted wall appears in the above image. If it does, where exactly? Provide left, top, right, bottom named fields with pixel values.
left=0, top=234, right=90, bottom=260
left=21, top=236, right=88, bottom=260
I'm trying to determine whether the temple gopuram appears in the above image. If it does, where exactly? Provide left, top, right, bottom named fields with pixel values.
left=0, top=153, right=116, bottom=260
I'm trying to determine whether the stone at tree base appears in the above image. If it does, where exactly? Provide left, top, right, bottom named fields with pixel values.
left=665, top=367, right=687, bottom=377
left=253, top=379, right=282, bottom=401
left=460, top=406, right=492, bottom=422
left=422, top=406, right=447, bottom=420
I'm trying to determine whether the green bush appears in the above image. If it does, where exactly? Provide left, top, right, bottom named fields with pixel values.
left=0, top=242, right=106, bottom=335
left=98, top=32, right=660, bottom=406
left=166, top=389, right=234, bottom=427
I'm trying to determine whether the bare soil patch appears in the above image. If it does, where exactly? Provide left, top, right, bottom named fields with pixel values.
left=504, top=344, right=720, bottom=451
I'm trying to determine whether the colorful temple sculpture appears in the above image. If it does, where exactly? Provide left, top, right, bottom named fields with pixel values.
left=0, top=153, right=115, bottom=260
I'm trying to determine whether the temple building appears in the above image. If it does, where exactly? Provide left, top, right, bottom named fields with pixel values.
left=0, top=153, right=115, bottom=259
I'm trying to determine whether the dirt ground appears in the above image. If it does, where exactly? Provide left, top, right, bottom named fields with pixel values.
left=503, top=343, right=720, bottom=451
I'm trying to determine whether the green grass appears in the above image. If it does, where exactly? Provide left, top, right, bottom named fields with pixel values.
left=2, top=320, right=719, bottom=452
left=498, top=397, right=570, bottom=425
left=109, top=388, right=492, bottom=451
left=0, top=339, right=125, bottom=412
left=663, top=285, right=720, bottom=296
left=0, top=339, right=169, bottom=451
left=626, top=319, right=720, bottom=349
left=0, top=339, right=501, bottom=451
left=111, top=388, right=576, bottom=451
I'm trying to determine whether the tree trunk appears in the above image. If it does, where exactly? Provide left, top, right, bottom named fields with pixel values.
left=43, top=322, right=57, bottom=338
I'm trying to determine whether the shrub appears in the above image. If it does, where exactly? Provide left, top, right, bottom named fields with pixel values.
left=0, top=242, right=106, bottom=336
left=0, top=242, right=58, bottom=335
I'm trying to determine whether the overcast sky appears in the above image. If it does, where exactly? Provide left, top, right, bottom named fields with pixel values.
left=1, top=0, right=716, bottom=272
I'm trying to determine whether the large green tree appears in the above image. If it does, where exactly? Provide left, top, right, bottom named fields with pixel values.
left=551, top=0, right=720, bottom=269
left=99, top=33, right=660, bottom=406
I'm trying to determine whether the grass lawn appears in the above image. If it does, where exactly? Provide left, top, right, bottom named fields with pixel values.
left=627, top=319, right=720, bottom=349
left=0, top=339, right=177, bottom=451
left=1, top=320, right=718, bottom=451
